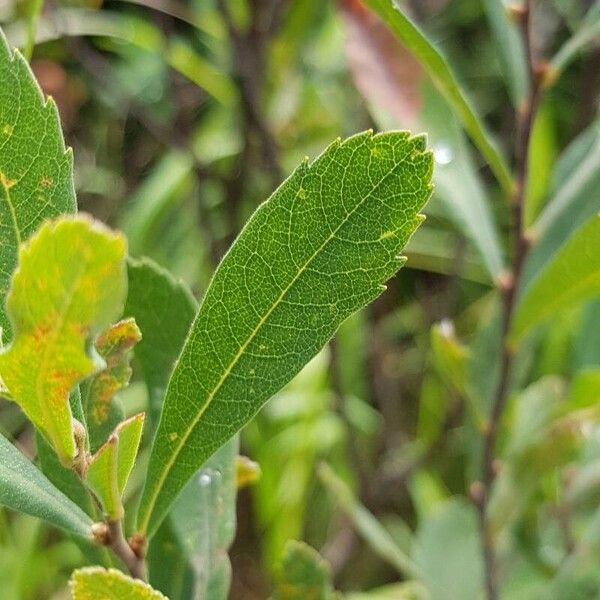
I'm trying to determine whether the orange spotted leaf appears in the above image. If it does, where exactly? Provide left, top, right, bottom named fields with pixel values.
left=0, top=216, right=127, bottom=465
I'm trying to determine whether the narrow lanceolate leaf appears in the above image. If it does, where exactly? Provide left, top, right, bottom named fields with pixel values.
left=86, top=413, right=144, bottom=519
left=362, top=0, right=512, bottom=195
left=273, top=540, right=339, bottom=600
left=511, top=214, right=600, bottom=345
left=124, top=258, right=197, bottom=428
left=0, top=29, right=76, bottom=341
left=70, top=567, right=167, bottom=600
left=84, top=318, right=141, bottom=451
left=0, top=433, right=92, bottom=538
left=138, top=131, right=433, bottom=536
left=0, top=216, right=127, bottom=464
left=86, top=436, right=120, bottom=519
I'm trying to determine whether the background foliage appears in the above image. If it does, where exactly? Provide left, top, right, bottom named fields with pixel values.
left=0, top=0, right=599, bottom=598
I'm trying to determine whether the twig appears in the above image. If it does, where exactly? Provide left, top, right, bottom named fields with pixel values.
left=474, top=2, right=544, bottom=599
left=107, top=520, right=147, bottom=581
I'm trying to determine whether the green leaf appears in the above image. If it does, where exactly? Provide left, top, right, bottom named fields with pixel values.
left=70, top=567, right=167, bottom=600
left=0, top=216, right=127, bottom=464
left=318, top=462, right=419, bottom=579
left=524, top=116, right=600, bottom=285
left=124, top=258, right=197, bottom=428
left=0, top=28, right=76, bottom=340
left=549, top=5, right=600, bottom=84
left=413, top=498, right=483, bottom=600
left=137, top=130, right=433, bottom=536
left=511, top=214, right=600, bottom=344
left=524, top=102, right=557, bottom=227
left=421, top=86, right=504, bottom=280
left=84, top=318, right=141, bottom=451
left=165, top=437, right=238, bottom=600
left=0, top=432, right=92, bottom=538
left=272, top=540, right=338, bottom=600
left=86, top=436, right=120, bottom=520
left=481, top=0, right=528, bottom=106
left=86, top=413, right=144, bottom=519
left=363, top=0, right=512, bottom=194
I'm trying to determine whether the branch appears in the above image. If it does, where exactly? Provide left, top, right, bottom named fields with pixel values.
left=474, top=2, right=544, bottom=598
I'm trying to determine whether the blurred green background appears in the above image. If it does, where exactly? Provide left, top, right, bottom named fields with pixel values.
left=1, top=0, right=600, bottom=598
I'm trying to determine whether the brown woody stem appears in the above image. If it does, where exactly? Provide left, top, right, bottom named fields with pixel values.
left=476, top=1, right=542, bottom=598
left=106, top=519, right=147, bottom=581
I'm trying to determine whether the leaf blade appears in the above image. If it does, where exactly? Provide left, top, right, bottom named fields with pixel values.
left=86, top=413, right=144, bottom=519
left=511, top=214, right=600, bottom=344
left=84, top=318, right=141, bottom=451
left=0, top=432, right=92, bottom=538
left=273, top=540, right=338, bottom=600
left=124, top=258, right=197, bottom=429
left=137, top=131, right=433, bottom=536
left=70, top=567, right=167, bottom=600
left=0, top=28, right=76, bottom=340
left=0, top=216, right=127, bottom=464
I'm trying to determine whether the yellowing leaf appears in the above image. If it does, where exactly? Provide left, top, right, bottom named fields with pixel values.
left=0, top=216, right=127, bottom=465
left=70, top=567, right=167, bottom=600
left=84, top=318, right=141, bottom=450
left=86, top=413, right=144, bottom=519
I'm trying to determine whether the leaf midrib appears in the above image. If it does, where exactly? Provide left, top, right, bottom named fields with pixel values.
left=139, top=143, right=416, bottom=533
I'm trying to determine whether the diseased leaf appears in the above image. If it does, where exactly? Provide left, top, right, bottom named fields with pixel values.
left=272, top=540, right=338, bottom=600
left=0, top=29, right=76, bottom=340
left=137, top=130, right=433, bottom=536
left=124, top=258, right=197, bottom=428
left=0, top=216, right=127, bottom=464
left=70, top=567, right=167, bottom=600
left=511, top=214, right=600, bottom=344
left=86, top=413, right=144, bottom=519
left=0, top=432, right=92, bottom=537
left=83, top=318, right=141, bottom=451
left=362, top=0, right=512, bottom=194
